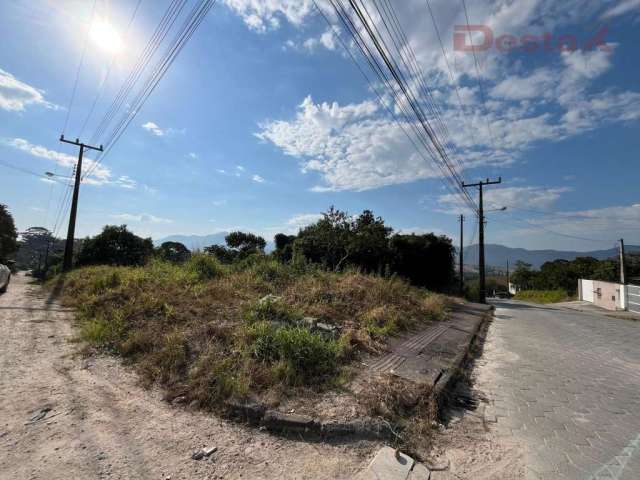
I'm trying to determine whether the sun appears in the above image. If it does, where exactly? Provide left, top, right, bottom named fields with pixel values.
left=89, top=19, right=123, bottom=54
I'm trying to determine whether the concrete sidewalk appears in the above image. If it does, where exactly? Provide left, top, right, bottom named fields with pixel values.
left=554, top=300, right=639, bottom=321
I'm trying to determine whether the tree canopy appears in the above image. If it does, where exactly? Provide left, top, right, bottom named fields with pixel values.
left=0, top=204, right=18, bottom=263
left=155, top=241, right=191, bottom=263
left=204, top=231, right=267, bottom=263
left=78, top=225, right=153, bottom=267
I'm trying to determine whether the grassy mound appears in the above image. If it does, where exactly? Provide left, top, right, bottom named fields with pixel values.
left=54, top=255, right=448, bottom=410
left=513, top=289, right=569, bottom=304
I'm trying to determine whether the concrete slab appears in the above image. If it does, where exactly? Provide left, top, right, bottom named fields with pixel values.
left=356, top=447, right=415, bottom=480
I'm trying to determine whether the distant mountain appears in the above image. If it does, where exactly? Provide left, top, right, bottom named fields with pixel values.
left=154, top=232, right=274, bottom=252
left=154, top=233, right=229, bottom=251
left=463, top=243, right=640, bottom=269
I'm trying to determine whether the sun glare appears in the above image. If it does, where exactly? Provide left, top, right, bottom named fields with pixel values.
left=89, top=19, right=123, bottom=54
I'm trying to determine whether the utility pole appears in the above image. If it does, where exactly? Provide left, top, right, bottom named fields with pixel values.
left=463, top=177, right=502, bottom=304
left=459, top=214, right=464, bottom=295
left=506, top=259, right=510, bottom=296
left=59, top=135, right=103, bottom=272
left=620, top=238, right=626, bottom=285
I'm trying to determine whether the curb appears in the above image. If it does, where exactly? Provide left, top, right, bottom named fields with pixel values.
left=432, top=305, right=494, bottom=411
left=225, top=401, right=397, bottom=440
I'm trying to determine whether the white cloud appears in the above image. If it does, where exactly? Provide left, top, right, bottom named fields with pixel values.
left=287, top=213, right=322, bottom=227
left=236, top=165, right=246, bottom=171
left=212, top=199, right=227, bottom=206
left=602, top=0, right=640, bottom=18
left=0, top=68, right=59, bottom=112
left=222, top=0, right=316, bottom=32
left=187, top=152, right=198, bottom=159
left=257, top=95, right=443, bottom=191
left=142, top=121, right=164, bottom=136
left=490, top=69, right=555, bottom=100
left=110, top=213, right=172, bottom=224
left=252, top=174, right=265, bottom=183
left=2, top=138, right=147, bottom=190
left=438, top=186, right=572, bottom=214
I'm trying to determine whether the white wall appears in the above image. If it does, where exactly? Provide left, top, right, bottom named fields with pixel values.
left=581, top=279, right=595, bottom=303
left=619, top=285, right=627, bottom=310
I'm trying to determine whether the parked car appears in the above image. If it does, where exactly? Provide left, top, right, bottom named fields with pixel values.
left=0, top=263, right=11, bottom=293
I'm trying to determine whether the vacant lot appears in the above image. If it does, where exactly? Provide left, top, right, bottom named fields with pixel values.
left=513, top=289, right=569, bottom=304
left=55, top=256, right=448, bottom=415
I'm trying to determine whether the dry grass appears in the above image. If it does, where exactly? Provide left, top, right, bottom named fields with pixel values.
left=54, top=256, right=449, bottom=411
left=359, top=374, right=438, bottom=460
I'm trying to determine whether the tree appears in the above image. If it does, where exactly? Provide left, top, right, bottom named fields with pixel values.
left=204, top=231, right=267, bottom=264
left=203, top=244, right=236, bottom=264
left=294, top=207, right=356, bottom=271
left=273, top=233, right=296, bottom=263
left=14, top=227, right=56, bottom=272
left=0, top=204, right=18, bottom=263
left=350, top=210, right=393, bottom=273
left=77, top=225, right=153, bottom=267
left=225, top=231, right=266, bottom=256
left=293, top=207, right=392, bottom=272
left=156, top=241, right=191, bottom=263
left=511, top=261, right=536, bottom=290
left=388, top=233, right=455, bottom=290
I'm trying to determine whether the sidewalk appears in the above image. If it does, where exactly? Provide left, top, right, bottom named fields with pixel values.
left=555, top=300, right=639, bottom=321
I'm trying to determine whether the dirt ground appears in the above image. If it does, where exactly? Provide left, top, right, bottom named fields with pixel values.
left=0, top=273, right=378, bottom=480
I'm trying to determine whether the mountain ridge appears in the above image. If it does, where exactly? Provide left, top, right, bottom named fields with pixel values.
left=463, top=243, right=640, bottom=269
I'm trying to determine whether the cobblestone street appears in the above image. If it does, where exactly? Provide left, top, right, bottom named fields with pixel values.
left=475, top=300, right=640, bottom=479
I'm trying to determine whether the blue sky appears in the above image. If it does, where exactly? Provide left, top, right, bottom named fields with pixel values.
left=1, top=0, right=639, bottom=251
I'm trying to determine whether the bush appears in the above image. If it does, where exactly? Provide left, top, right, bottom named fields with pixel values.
left=248, top=322, right=339, bottom=385
left=186, top=254, right=224, bottom=281
left=514, top=289, right=569, bottom=304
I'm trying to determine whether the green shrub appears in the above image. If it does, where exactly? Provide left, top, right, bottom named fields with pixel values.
left=186, top=254, right=224, bottom=281
left=248, top=322, right=339, bottom=385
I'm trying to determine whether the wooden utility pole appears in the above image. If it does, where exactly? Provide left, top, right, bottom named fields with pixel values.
left=59, top=135, right=103, bottom=272
left=620, top=238, right=626, bottom=285
left=463, top=177, right=502, bottom=304
left=459, top=214, right=464, bottom=295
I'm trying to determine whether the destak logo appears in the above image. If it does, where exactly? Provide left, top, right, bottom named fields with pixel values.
left=453, top=26, right=611, bottom=53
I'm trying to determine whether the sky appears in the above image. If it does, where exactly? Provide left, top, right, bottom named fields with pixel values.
left=1, top=0, right=639, bottom=252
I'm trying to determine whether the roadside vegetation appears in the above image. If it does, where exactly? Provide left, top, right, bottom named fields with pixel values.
left=513, top=289, right=570, bottom=304
left=53, top=207, right=452, bottom=412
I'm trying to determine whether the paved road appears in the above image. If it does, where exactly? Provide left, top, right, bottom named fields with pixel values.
left=476, top=300, right=640, bottom=480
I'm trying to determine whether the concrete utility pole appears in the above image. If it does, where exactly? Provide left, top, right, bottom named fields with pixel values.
left=506, top=259, right=510, bottom=295
left=619, top=238, right=626, bottom=285
left=59, top=135, right=103, bottom=272
left=463, top=177, right=502, bottom=304
left=459, top=214, right=464, bottom=295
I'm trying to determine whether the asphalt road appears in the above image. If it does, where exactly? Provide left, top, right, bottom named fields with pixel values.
left=477, top=300, right=640, bottom=480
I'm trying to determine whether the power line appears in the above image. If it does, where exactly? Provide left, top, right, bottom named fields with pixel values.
left=423, top=0, right=479, bottom=150
left=460, top=0, right=500, bottom=159
left=61, top=0, right=98, bottom=135
left=0, top=160, right=68, bottom=184
left=84, top=0, right=216, bottom=181
left=321, top=0, right=477, bottom=213
left=79, top=0, right=144, bottom=138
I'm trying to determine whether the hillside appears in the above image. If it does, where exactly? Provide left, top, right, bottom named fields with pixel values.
left=463, top=244, right=640, bottom=269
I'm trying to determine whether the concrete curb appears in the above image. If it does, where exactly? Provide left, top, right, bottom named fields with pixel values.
left=225, top=400, right=397, bottom=440
left=432, top=305, right=493, bottom=412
